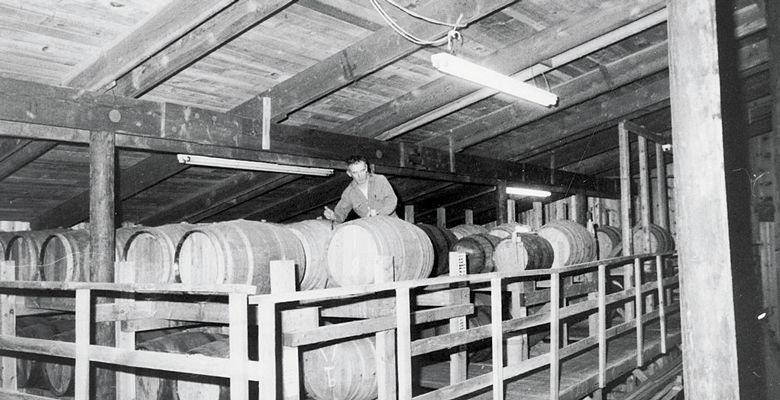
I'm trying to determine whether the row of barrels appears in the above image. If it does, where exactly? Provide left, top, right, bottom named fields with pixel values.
left=596, top=223, right=676, bottom=259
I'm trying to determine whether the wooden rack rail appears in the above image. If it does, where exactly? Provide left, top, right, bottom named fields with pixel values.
left=0, top=251, right=678, bottom=400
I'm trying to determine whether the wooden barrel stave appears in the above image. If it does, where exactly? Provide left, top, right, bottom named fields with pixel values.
left=39, top=230, right=90, bottom=282
left=493, top=233, right=554, bottom=273
left=596, top=225, right=622, bottom=259
left=118, top=223, right=196, bottom=284
left=286, top=219, right=336, bottom=290
left=450, top=233, right=502, bottom=274
left=303, top=337, right=378, bottom=400
left=416, top=223, right=458, bottom=277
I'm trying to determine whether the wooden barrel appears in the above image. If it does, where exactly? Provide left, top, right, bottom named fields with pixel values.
left=492, top=233, right=554, bottom=273
left=327, top=216, right=434, bottom=286
left=303, top=337, right=377, bottom=400
left=133, top=331, right=222, bottom=400
left=118, top=223, right=196, bottom=284
left=176, top=220, right=305, bottom=294
left=632, top=224, right=675, bottom=254
left=449, top=224, right=488, bottom=240
left=177, top=337, right=231, bottom=400
left=450, top=233, right=502, bottom=274
left=0, top=231, right=12, bottom=262
left=39, top=230, right=90, bottom=282
left=537, top=220, right=596, bottom=267
left=5, top=230, right=59, bottom=281
left=17, top=323, right=58, bottom=389
left=487, top=222, right=532, bottom=239
left=416, top=223, right=458, bottom=276
left=596, top=225, right=622, bottom=259
left=286, top=219, right=335, bottom=290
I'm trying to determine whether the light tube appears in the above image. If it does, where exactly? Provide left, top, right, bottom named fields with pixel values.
left=506, top=187, right=552, bottom=198
left=431, top=53, right=559, bottom=107
left=177, top=154, right=334, bottom=177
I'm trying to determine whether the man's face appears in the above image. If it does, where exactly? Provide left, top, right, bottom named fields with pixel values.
left=347, top=161, right=369, bottom=184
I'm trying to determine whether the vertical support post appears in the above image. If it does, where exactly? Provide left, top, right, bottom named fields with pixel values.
left=449, top=252, right=468, bottom=383
left=229, top=293, right=249, bottom=400
left=571, top=194, right=588, bottom=225
left=556, top=200, right=567, bottom=221
left=598, top=264, right=607, bottom=389
left=496, top=181, right=508, bottom=225
left=0, top=261, right=15, bottom=390
left=550, top=272, right=561, bottom=400
left=532, top=202, right=543, bottom=230
left=670, top=0, right=760, bottom=396
left=436, top=207, right=447, bottom=228
left=75, top=289, right=91, bottom=400
left=655, top=143, right=669, bottom=229
left=638, top=137, right=654, bottom=312
left=464, top=209, right=474, bottom=225
left=396, top=287, right=412, bottom=400
left=404, top=205, right=415, bottom=223
left=491, top=277, right=504, bottom=400
left=507, top=199, right=516, bottom=223
left=89, top=130, right=116, bottom=400
left=618, top=122, right=635, bottom=321
left=634, top=258, right=643, bottom=367
left=262, top=96, right=271, bottom=149
left=656, top=255, right=667, bottom=354
left=375, top=256, right=397, bottom=400
left=115, top=262, right=135, bottom=400
left=257, top=299, right=277, bottom=400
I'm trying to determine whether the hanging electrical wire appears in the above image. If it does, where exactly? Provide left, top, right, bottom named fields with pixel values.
left=369, top=0, right=467, bottom=47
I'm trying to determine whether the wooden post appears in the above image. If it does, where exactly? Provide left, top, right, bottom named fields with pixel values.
left=634, top=258, right=643, bottom=367
left=767, top=0, right=780, bottom=350
left=404, top=205, right=414, bottom=223
left=0, top=261, right=15, bottom=390
left=670, top=0, right=764, bottom=396
left=436, top=207, right=447, bottom=228
left=532, top=201, right=543, bottom=230
left=618, top=122, right=635, bottom=320
left=556, top=199, right=568, bottom=221
left=655, top=143, right=669, bottom=229
left=491, top=277, right=504, bottom=400
left=638, top=136, right=655, bottom=312
left=656, top=255, right=667, bottom=354
left=262, top=96, right=271, bottom=150
left=464, top=209, right=474, bottom=225
left=598, top=264, right=607, bottom=389
left=496, top=180, right=508, bottom=225
left=89, top=130, right=116, bottom=400
left=396, top=287, right=412, bottom=400
left=507, top=199, right=516, bottom=223
left=115, top=262, right=135, bottom=400
left=75, top=289, right=91, bottom=400
left=375, top=256, right=397, bottom=400
left=449, top=252, right=468, bottom=383
left=229, top=293, right=249, bottom=400
left=571, top=194, right=588, bottom=225
left=549, top=272, right=561, bottom=400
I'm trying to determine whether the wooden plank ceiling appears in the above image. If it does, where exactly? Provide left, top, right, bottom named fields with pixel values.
left=0, top=0, right=770, bottom=227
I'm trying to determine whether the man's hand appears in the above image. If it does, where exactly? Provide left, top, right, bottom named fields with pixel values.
left=368, top=208, right=378, bottom=217
left=323, top=206, right=336, bottom=220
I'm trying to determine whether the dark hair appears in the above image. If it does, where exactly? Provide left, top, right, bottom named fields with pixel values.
left=346, top=155, right=367, bottom=166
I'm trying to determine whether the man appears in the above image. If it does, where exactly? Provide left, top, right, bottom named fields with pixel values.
left=323, top=155, right=398, bottom=222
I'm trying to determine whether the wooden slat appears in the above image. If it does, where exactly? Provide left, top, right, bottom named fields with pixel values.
left=229, top=293, right=249, bottom=400
left=619, top=122, right=634, bottom=320
left=112, top=0, right=297, bottom=97
left=491, top=277, right=504, bottom=400
left=656, top=255, right=667, bottom=354
left=550, top=272, right=560, bottom=400
left=0, top=261, right=15, bottom=390
left=337, top=0, right=666, bottom=139
left=655, top=144, right=669, bottom=228
left=243, top=174, right=349, bottom=221
left=396, top=287, right=412, bottom=400
left=634, top=258, right=644, bottom=366
left=66, top=0, right=236, bottom=92
left=621, top=120, right=668, bottom=144
left=231, top=0, right=517, bottom=121
left=598, top=264, right=607, bottom=388
left=75, top=289, right=91, bottom=400
left=0, top=141, right=57, bottom=181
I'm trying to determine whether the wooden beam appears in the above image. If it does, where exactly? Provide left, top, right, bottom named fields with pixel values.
left=297, top=0, right=383, bottom=31
left=669, top=0, right=763, bottom=396
left=424, top=41, right=669, bottom=151
left=336, top=0, right=666, bottom=138
left=65, top=0, right=236, bottom=92
left=111, top=0, right=296, bottom=97
left=621, top=120, right=668, bottom=144
left=32, top=154, right=188, bottom=229
left=496, top=180, right=508, bottom=224
left=0, top=140, right=57, bottom=181
left=88, top=131, right=115, bottom=400
left=0, top=77, right=619, bottom=197
left=767, top=0, right=780, bottom=369
left=230, top=0, right=517, bottom=121
left=243, top=175, right=351, bottom=222
left=141, top=173, right=302, bottom=225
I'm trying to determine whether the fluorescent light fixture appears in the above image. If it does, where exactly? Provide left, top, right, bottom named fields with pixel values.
left=431, top=53, right=559, bottom=107
left=506, top=187, right=552, bottom=198
left=177, top=154, right=334, bottom=177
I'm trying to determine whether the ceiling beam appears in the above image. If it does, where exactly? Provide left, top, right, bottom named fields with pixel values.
left=422, top=41, right=669, bottom=151
left=0, top=140, right=57, bottom=181
left=243, top=174, right=352, bottom=222
left=111, top=0, right=296, bottom=98
left=230, top=0, right=516, bottom=121
left=0, top=77, right=619, bottom=196
left=31, top=154, right=189, bottom=229
left=141, top=172, right=301, bottom=225
left=335, top=0, right=667, bottom=138
left=65, top=0, right=236, bottom=92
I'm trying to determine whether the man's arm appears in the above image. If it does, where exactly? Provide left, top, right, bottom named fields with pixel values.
left=328, top=190, right=353, bottom=222
left=373, top=175, right=397, bottom=216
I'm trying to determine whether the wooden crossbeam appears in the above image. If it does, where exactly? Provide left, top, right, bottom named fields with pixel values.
left=620, top=120, right=668, bottom=144
left=65, top=0, right=236, bottom=92
left=0, top=77, right=619, bottom=197
left=0, top=140, right=57, bottom=182
left=230, top=0, right=516, bottom=121
left=111, top=0, right=297, bottom=97
left=335, top=0, right=666, bottom=139
left=243, top=174, right=351, bottom=222
left=32, top=154, right=188, bottom=229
